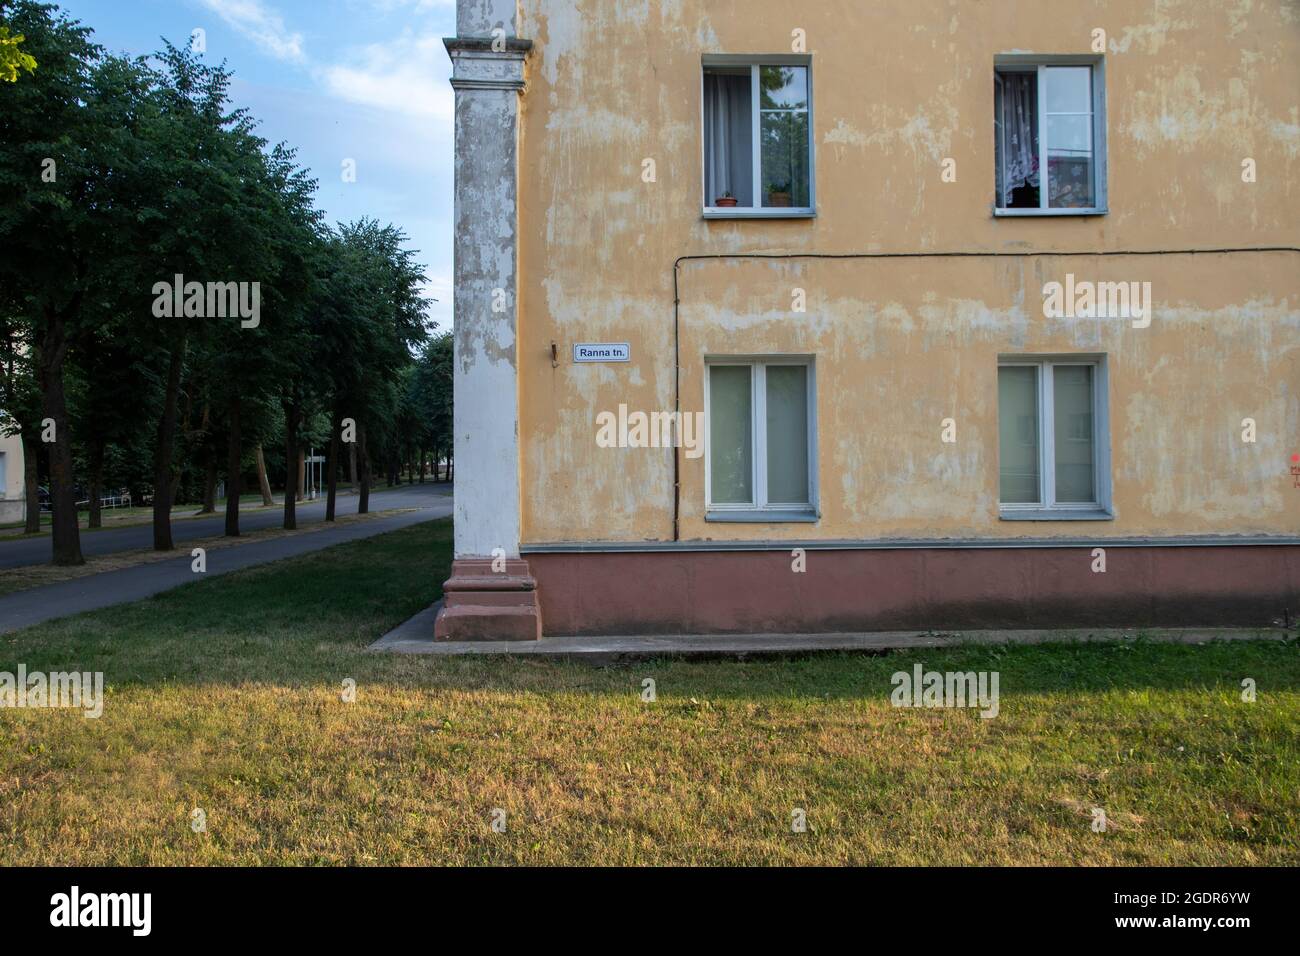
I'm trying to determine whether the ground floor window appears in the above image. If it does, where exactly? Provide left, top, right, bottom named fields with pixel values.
left=706, top=358, right=816, bottom=519
left=998, top=356, right=1110, bottom=517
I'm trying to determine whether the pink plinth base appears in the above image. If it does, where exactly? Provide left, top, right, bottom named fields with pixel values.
left=434, top=557, right=543, bottom=641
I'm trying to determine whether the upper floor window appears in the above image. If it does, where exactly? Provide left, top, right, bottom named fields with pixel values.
left=702, top=59, right=814, bottom=217
left=994, top=57, right=1107, bottom=215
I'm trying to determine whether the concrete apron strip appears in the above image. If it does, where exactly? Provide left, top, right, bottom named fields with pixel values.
left=370, top=607, right=1295, bottom=658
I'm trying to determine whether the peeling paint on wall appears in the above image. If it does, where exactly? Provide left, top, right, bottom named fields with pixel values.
left=513, top=0, right=1299, bottom=546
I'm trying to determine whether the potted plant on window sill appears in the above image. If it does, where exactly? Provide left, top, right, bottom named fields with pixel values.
left=767, top=182, right=793, bottom=207
left=714, top=191, right=738, bottom=207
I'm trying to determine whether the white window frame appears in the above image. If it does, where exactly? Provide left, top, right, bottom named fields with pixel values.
left=701, top=55, right=816, bottom=219
left=994, top=54, right=1108, bottom=217
left=997, top=355, right=1112, bottom=520
left=704, top=355, right=818, bottom=522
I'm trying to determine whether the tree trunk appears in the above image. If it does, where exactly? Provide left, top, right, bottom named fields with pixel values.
left=195, top=403, right=215, bottom=514
left=87, top=437, right=105, bottom=529
left=200, top=448, right=218, bottom=514
left=347, top=439, right=356, bottom=488
left=225, top=395, right=242, bottom=537
left=296, top=449, right=305, bottom=501
left=151, top=339, right=185, bottom=550
left=22, top=430, right=40, bottom=533
left=255, top=443, right=274, bottom=506
left=38, top=306, right=83, bottom=565
left=325, top=407, right=340, bottom=521
left=358, top=422, right=371, bottom=514
left=283, top=399, right=298, bottom=530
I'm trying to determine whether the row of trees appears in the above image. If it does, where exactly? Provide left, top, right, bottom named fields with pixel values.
left=0, top=1, right=453, bottom=565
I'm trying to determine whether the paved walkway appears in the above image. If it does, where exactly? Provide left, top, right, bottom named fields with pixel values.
left=0, top=494, right=453, bottom=634
left=0, top=482, right=449, bottom=569
left=371, top=610, right=1294, bottom=659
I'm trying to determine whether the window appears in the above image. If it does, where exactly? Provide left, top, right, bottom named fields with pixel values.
left=702, top=59, right=813, bottom=217
left=706, top=358, right=816, bottom=520
left=998, top=357, right=1111, bottom=518
left=994, top=57, right=1106, bottom=215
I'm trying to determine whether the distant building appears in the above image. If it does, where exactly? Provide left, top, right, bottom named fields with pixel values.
left=0, top=425, right=25, bottom=524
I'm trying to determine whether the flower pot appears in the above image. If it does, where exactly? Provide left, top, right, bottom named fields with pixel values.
left=714, top=196, right=738, bottom=207
left=767, top=192, right=792, bottom=207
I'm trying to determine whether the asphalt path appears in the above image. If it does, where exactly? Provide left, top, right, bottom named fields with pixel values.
left=0, top=482, right=449, bottom=570
left=0, top=484, right=453, bottom=633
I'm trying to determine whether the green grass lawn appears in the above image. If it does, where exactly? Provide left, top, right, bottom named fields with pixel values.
left=1, top=517, right=1297, bottom=865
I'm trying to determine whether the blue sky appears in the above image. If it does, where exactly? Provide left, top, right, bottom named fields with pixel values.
left=54, top=0, right=457, bottom=330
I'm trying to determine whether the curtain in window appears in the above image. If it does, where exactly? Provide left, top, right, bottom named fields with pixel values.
left=1053, top=365, right=1094, bottom=502
left=998, top=366, right=1040, bottom=504
left=709, top=365, right=753, bottom=503
left=765, top=366, right=809, bottom=504
left=1001, top=72, right=1038, bottom=198
left=703, top=72, right=753, bottom=206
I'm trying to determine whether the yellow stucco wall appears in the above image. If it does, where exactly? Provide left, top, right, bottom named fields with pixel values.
left=515, top=0, right=1300, bottom=544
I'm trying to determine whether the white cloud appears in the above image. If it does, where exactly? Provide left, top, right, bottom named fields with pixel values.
left=318, top=31, right=453, bottom=120
left=197, top=0, right=306, bottom=63
left=350, top=0, right=455, bottom=12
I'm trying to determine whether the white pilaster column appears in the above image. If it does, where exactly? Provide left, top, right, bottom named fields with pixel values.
left=445, top=8, right=528, bottom=560
left=436, top=3, right=539, bottom=641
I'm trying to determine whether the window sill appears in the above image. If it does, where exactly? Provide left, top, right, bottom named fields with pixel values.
left=706, top=509, right=819, bottom=523
left=999, top=508, right=1113, bottom=521
left=994, top=207, right=1108, bottom=217
left=704, top=208, right=816, bottom=220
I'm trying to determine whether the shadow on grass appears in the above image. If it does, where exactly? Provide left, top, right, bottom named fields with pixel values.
left=2, top=517, right=1298, bottom=702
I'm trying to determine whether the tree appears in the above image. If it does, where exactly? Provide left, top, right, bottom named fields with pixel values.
left=410, top=330, right=452, bottom=480
left=315, top=220, right=429, bottom=518
left=67, top=313, right=159, bottom=527
left=0, top=2, right=157, bottom=564
left=136, top=43, right=274, bottom=547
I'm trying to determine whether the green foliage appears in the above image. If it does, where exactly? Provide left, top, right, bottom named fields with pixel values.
left=0, top=24, right=37, bottom=82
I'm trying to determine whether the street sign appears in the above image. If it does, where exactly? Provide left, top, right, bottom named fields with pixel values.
left=573, top=342, right=630, bottom=363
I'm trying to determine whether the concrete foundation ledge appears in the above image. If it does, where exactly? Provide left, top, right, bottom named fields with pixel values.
left=372, top=620, right=1295, bottom=659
